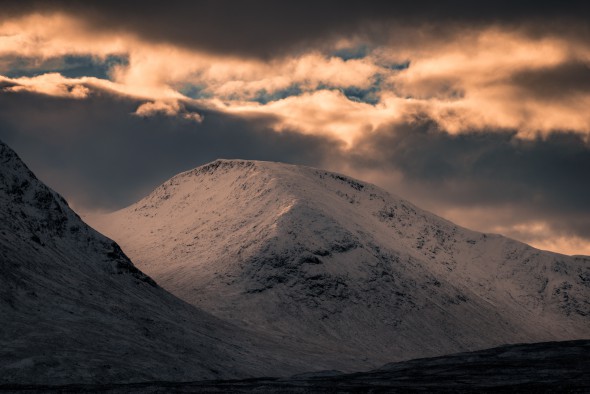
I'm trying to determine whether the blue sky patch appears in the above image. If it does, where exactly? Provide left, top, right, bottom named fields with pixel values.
left=331, top=45, right=370, bottom=60
left=252, top=84, right=303, bottom=104
left=178, top=83, right=213, bottom=99
left=1, top=54, right=128, bottom=80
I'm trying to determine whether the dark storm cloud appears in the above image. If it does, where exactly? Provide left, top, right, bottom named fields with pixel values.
left=3, top=1, right=590, bottom=58
left=0, top=88, right=342, bottom=210
left=351, top=121, right=590, bottom=238
left=511, top=61, right=590, bottom=100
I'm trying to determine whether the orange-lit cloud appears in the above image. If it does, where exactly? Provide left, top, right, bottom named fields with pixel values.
left=221, top=90, right=401, bottom=145
left=2, top=73, right=90, bottom=98
left=134, top=100, right=203, bottom=122
left=3, top=14, right=590, bottom=143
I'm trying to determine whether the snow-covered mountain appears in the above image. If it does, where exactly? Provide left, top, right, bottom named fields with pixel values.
left=89, top=159, right=590, bottom=365
left=0, top=142, right=365, bottom=385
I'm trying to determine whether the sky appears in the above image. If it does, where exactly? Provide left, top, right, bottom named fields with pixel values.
left=1, top=1, right=589, bottom=256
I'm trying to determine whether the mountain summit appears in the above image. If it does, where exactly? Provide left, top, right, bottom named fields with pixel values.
left=90, top=159, right=590, bottom=365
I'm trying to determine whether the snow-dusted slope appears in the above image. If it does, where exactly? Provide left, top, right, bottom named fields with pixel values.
left=89, top=159, right=590, bottom=365
left=0, top=143, right=366, bottom=385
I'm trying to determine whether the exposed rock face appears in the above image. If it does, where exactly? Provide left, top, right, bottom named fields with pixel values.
left=90, top=159, right=590, bottom=364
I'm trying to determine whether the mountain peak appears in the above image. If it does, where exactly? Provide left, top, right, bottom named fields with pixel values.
left=0, top=139, right=155, bottom=286
left=172, top=158, right=367, bottom=188
left=190, top=158, right=257, bottom=174
left=132, top=158, right=378, bottom=217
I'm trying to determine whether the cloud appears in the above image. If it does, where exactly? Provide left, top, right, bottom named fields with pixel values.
left=134, top=100, right=203, bottom=122
left=223, top=90, right=400, bottom=145
left=3, top=13, right=590, bottom=142
left=0, top=71, right=185, bottom=102
left=134, top=100, right=181, bottom=117
left=0, top=13, right=128, bottom=59
left=383, top=29, right=590, bottom=137
left=1, top=73, right=90, bottom=98
left=3, top=1, right=590, bottom=58
left=510, top=61, right=590, bottom=100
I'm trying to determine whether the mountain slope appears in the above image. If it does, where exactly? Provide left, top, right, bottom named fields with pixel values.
left=89, top=159, right=590, bottom=365
left=0, top=143, right=365, bottom=385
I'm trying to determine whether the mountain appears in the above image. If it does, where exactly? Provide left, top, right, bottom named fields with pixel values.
left=0, top=142, right=364, bottom=385
left=88, top=159, right=590, bottom=365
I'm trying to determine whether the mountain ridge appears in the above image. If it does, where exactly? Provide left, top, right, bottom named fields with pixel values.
left=89, top=158, right=590, bottom=365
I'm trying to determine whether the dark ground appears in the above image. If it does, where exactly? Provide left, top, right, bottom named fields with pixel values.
left=2, top=339, right=589, bottom=393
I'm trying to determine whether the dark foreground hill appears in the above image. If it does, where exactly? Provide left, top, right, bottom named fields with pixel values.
left=3, top=340, right=588, bottom=393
